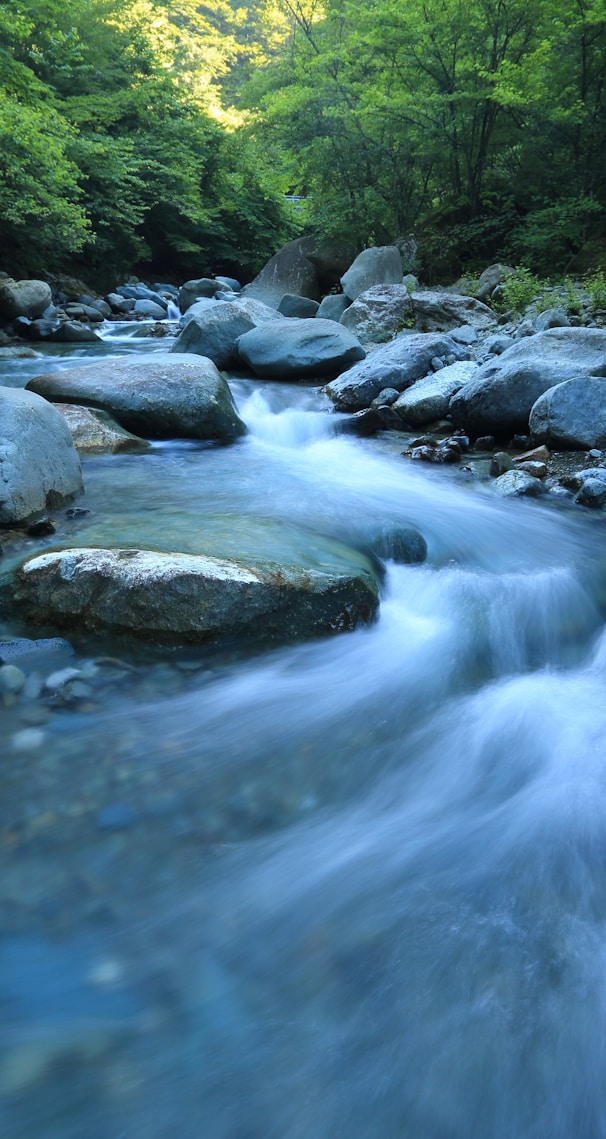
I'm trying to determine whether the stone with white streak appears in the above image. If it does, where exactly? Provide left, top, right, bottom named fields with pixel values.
left=10, top=545, right=380, bottom=644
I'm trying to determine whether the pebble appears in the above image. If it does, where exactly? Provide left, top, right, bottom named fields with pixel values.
left=516, top=461, right=548, bottom=478
left=18, top=704, right=52, bottom=726
left=0, top=664, right=26, bottom=694
left=22, top=672, right=44, bottom=701
left=65, top=507, right=92, bottom=519
left=96, top=804, right=137, bottom=831
left=11, top=728, right=46, bottom=752
left=513, top=444, right=550, bottom=465
left=490, top=451, right=514, bottom=477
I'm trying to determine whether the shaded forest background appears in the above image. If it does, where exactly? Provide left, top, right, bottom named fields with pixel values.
left=2, top=0, right=605, bottom=285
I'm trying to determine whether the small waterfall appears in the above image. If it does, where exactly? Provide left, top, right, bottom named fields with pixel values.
left=166, top=299, right=181, bottom=320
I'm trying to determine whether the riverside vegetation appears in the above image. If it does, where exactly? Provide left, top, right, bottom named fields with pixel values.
left=2, top=0, right=606, bottom=285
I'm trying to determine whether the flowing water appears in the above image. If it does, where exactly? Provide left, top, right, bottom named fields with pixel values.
left=2, top=326, right=606, bottom=1137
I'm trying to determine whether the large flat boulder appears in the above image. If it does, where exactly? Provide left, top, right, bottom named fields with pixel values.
left=341, top=247, right=403, bottom=301
left=530, top=377, right=606, bottom=450
left=450, top=328, right=606, bottom=437
left=26, top=354, right=246, bottom=441
left=10, top=544, right=379, bottom=644
left=411, top=290, right=495, bottom=331
left=339, top=284, right=412, bottom=343
left=173, top=297, right=285, bottom=368
left=325, top=332, right=469, bottom=411
left=237, top=318, right=365, bottom=379
left=0, top=388, right=82, bottom=523
left=393, top=361, right=478, bottom=426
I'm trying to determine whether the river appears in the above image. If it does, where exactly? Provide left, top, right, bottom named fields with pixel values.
left=2, top=323, right=606, bottom=1138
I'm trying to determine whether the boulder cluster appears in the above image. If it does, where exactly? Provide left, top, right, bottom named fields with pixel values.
left=2, top=241, right=606, bottom=650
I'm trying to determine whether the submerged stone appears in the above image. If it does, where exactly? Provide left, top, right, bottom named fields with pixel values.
left=10, top=544, right=380, bottom=645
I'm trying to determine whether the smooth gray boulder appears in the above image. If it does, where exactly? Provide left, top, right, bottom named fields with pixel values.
left=53, top=405, right=150, bottom=455
left=483, top=334, right=515, bottom=356
left=370, top=526, right=427, bottom=564
left=175, top=298, right=286, bottom=366
left=339, top=284, right=412, bottom=344
left=411, top=291, right=495, bottom=331
left=27, top=354, right=246, bottom=441
left=530, top=377, right=606, bottom=450
left=49, top=322, right=102, bottom=344
left=63, top=302, right=104, bottom=323
left=105, top=293, right=136, bottom=314
left=87, top=297, right=112, bottom=319
left=10, top=544, right=379, bottom=645
left=179, top=297, right=219, bottom=326
left=172, top=301, right=258, bottom=368
left=179, top=278, right=222, bottom=312
left=0, top=387, right=82, bottom=523
left=277, top=294, right=320, bottom=318
left=341, top=247, right=403, bottom=301
left=117, top=284, right=166, bottom=305
left=0, top=279, right=52, bottom=320
left=231, top=297, right=288, bottom=326
left=215, top=275, right=241, bottom=292
left=242, top=237, right=321, bottom=308
left=393, top=361, right=478, bottom=426
left=133, top=299, right=167, bottom=319
left=325, top=332, right=468, bottom=411
left=476, top=264, right=515, bottom=302
left=237, top=318, right=365, bottom=379
left=450, top=328, right=606, bottom=437
left=316, top=295, right=351, bottom=322
left=451, top=325, right=479, bottom=346
left=534, top=308, right=570, bottom=332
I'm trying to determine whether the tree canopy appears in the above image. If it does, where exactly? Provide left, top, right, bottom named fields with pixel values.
left=1, top=0, right=605, bottom=282
left=241, top=0, right=606, bottom=277
left=0, top=0, right=296, bottom=281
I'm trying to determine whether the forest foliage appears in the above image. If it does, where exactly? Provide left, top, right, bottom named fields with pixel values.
left=2, top=0, right=606, bottom=283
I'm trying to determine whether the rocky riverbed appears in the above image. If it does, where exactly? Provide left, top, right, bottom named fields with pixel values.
left=3, top=247, right=606, bottom=1139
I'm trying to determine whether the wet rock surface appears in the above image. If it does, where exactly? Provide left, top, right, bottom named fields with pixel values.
left=26, top=354, right=247, bottom=442
left=325, top=332, right=469, bottom=410
left=450, top=327, right=606, bottom=438
left=0, top=387, right=83, bottom=523
left=237, top=318, right=366, bottom=379
left=8, top=542, right=380, bottom=645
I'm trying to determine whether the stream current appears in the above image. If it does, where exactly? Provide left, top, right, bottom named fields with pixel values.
left=3, top=324, right=606, bottom=1137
